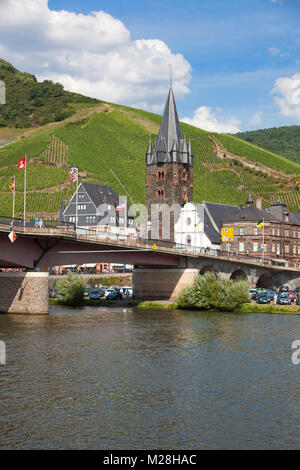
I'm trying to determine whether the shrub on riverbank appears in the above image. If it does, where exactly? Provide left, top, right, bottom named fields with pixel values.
left=55, top=274, right=87, bottom=306
left=177, top=272, right=250, bottom=311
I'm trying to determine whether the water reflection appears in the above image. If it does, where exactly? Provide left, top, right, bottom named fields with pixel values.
left=0, top=307, right=300, bottom=449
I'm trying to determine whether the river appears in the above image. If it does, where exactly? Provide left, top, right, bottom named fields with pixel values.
left=0, top=306, right=300, bottom=449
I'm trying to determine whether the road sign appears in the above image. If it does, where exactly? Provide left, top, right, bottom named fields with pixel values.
left=221, top=227, right=233, bottom=242
left=8, top=231, right=17, bottom=243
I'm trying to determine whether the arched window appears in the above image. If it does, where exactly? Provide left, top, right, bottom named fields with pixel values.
left=156, top=170, right=166, bottom=181
left=182, top=169, right=188, bottom=181
left=156, top=189, right=165, bottom=199
left=186, top=235, right=192, bottom=247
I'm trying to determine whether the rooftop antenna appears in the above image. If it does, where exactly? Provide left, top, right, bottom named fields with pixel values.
left=169, top=64, right=173, bottom=89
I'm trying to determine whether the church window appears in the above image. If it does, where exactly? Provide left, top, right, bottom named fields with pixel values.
left=186, top=217, right=191, bottom=226
left=186, top=235, right=191, bottom=247
left=182, top=169, right=188, bottom=181
left=156, top=170, right=166, bottom=181
left=156, top=189, right=165, bottom=200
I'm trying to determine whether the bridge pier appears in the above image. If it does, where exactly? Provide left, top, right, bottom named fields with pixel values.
left=133, top=268, right=198, bottom=300
left=0, top=272, right=49, bottom=314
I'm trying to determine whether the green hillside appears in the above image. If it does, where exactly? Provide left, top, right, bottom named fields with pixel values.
left=0, top=59, right=299, bottom=219
left=236, top=126, right=300, bottom=165
left=0, top=58, right=99, bottom=128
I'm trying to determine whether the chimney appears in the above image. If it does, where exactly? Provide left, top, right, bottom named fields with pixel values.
left=256, top=197, right=262, bottom=210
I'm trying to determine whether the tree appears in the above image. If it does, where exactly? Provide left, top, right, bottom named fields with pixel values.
left=56, top=274, right=87, bottom=305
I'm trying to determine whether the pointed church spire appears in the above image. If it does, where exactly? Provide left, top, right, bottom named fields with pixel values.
left=153, top=86, right=183, bottom=160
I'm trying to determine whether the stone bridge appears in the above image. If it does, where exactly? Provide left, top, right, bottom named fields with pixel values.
left=0, top=223, right=298, bottom=312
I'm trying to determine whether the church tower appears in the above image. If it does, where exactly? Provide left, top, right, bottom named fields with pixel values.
left=145, top=85, right=194, bottom=241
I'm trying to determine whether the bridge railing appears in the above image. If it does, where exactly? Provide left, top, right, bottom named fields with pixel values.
left=76, top=227, right=300, bottom=269
left=0, top=215, right=75, bottom=231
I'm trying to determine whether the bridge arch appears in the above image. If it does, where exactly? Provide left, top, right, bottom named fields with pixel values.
left=230, top=269, right=247, bottom=281
left=256, top=272, right=274, bottom=289
left=199, top=264, right=216, bottom=276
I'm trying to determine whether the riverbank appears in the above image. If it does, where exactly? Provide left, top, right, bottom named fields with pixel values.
left=49, top=298, right=300, bottom=314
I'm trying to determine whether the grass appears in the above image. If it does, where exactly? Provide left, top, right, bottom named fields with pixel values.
left=0, top=101, right=299, bottom=218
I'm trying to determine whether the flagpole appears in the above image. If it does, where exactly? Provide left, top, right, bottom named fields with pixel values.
left=23, top=156, right=26, bottom=228
left=262, top=217, right=265, bottom=264
left=76, top=176, right=78, bottom=230
left=12, top=175, right=15, bottom=220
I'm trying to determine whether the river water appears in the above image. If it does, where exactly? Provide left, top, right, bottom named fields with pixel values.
left=0, top=306, right=300, bottom=449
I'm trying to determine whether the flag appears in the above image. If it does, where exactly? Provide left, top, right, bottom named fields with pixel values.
left=18, top=157, right=26, bottom=170
left=69, top=167, right=78, bottom=182
left=116, top=203, right=126, bottom=211
left=8, top=231, right=17, bottom=244
left=256, top=219, right=264, bottom=228
left=9, top=177, right=15, bottom=192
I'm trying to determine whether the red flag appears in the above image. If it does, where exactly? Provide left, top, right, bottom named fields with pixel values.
left=18, top=156, right=26, bottom=170
left=9, top=177, right=15, bottom=192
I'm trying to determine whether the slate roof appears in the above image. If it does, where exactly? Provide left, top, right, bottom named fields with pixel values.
left=290, top=210, right=300, bottom=225
left=146, top=86, right=193, bottom=166
left=221, top=205, right=279, bottom=223
left=203, top=201, right=242, bottom=230
left=81, top=183, right=119, bottom=208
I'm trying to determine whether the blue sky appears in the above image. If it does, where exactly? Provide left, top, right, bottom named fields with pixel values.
left=1, top=0, right=300, bottom=131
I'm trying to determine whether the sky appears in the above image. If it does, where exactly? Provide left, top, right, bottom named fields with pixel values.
left=0, top=0, right=300, bottom=132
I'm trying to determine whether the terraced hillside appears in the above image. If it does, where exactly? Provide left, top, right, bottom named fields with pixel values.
left=0, top=101, right=299, bottom=219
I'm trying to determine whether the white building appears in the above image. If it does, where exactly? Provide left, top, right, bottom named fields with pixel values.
left=175, top=201, right=242, bottom=251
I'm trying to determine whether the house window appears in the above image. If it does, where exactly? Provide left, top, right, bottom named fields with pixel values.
left=119, top=217, right=124, bottom=225
left=110, top=217, right=116, bottom=224
left=254, top=227, right=258, bottom=235
left=285, top=245, right=290, bottom=253
left=129, top=219, right=133, bottom=225
left=240, top=227, right=244, bottom=236
left=272, top=243, right=275, bottom=253
left=253, top=242, right=259, bottom=252
left=239, top=242, right=245, bottom=252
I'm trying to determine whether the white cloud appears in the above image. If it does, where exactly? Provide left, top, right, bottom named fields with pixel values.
left=250, top=111, right=263, bottom=126
left=182, top=106, right=241, bottom=133
left=0, top=0, right=191, bottom=110
left=272, top=73, right=300, bottom=121
left=268, top=46, right=289, bottom=58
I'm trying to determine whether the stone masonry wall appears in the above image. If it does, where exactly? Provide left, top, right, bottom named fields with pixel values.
left=0, top=272, right=49, bottom=314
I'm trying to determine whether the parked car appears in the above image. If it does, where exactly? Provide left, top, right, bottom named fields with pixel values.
left=249, top=289, right=257, bottom=300
left=266, top=289, right=277, bottom=301
left=106, top=289, right=123, bottom=300
left=49, top=288, right=57, bottom=298
left=279, top=285, right=290, bottom=293
left=89, top=289, right=102, bottom=300
left=289, top=291, right=297, bottom=302
left=84, top=288, right=91, bottom=298
left=296, top=293, right=300, bottom=305
left=277, top=293, right=291, bottom=305
left=256, top=292, right=271, bottom=304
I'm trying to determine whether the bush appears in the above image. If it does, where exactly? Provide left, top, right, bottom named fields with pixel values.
left=177, top=272, right=250, bottom=312
left=56, top=274, right=87, bottom=305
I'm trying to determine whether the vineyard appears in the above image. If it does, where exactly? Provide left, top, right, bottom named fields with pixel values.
left=0, top=103, right=299, bottom=219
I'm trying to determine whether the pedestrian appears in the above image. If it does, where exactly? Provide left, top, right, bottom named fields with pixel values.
left=18, top=213, right=22, bottom=226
